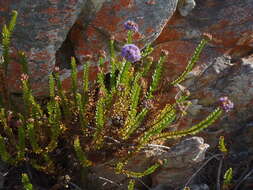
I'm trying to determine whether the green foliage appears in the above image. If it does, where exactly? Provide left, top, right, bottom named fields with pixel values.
left=0, top=11, right=18, bottom=109
left=76, top=92, right=87, bottom=131
left=219, top=136, right=228, bottom=154
left=146, top=55, right=166, bottom=99
left=1, top=24, right=10, bottom=72
left=1, top=10, right=18, bottom=74
left=97, top=63, right=108, bottom=96
left=27, top=119, right=41, bottom=153
left=71, top=57, right=78, bottom=98
left=171, top=38, right=208, bottom=85
left=0, top=109, right=14, bottom=142
left=18, top=51, right=29, bottom=74
left=21, top=74, right=43, bottom=119
left=128, top=179, right=135, bottom=190
left=141, top=56, right=153, bottom=77
left=0, top=135, right=11, bottom=162
left=82, top=62, right=89, bottom=94
left=127, top=30, right=133, bottom=44
left=74, top=137, right=92, bottom=167
left=117, top=60, right=132, bottom=86
left=49, top=74, right=55, bottom=99
left=46, top=97, right=61, bottom=152
left=120, top=73, right=143, bottom=139
left=17, top=115, right=25, bottom=161
left=109, top=38, right=117, bottom=89
left=22, top=173, right=33, bottom=190
left=150, top=104, right=176, bottom=132
left=141, top=43, right=154, bottom=58
left=8, top=10, right=18, bottom=34
left=0, top=11, right=228, bottom=189
left=121, top=107, right=148, bottom=140
left=93, top=97, right=106, bottom=149
left=151, top=108, right=222, bottom=141
left=137, top=104, right=177, bottom=151
left=223, top=168, right=233, bottom=190
left=54, top=69, right=70, bottom=118
left=116, top=162, right=160, bottom=178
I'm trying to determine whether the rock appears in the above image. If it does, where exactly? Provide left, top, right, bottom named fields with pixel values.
left=0, top=161, right=8, bottom=189
left=1, top=0, right=253, bottom=103
left=86, top=137, right=209, bottom=190
left=181, top=184, right=209, bottom=190
left=0, top=0, right=252, bottom=187
left=217, top=120, right=253, bottom=190
left=177, top=0, right=196, bottom=17
left=151, top=184, right=174, bottom=190
left=177, top=55, right=253, bottom=148
left=69, top=0, right=178, bottom=63
left=153, top=0, right=253, bottom=85
left=0, top=0, right=104, bottom=95
left=154, top=137, right=209, bottom=169
left=150, top=0, right=253, bottom=148
left=88, top=150, right=154, bottom=190
left=151, top=137, right=209, bottom=188
left=60, top=0, right=181, bottom=90
left=1, top=0, right=182, bottom=95
left=152, top=184, right=210, bottom=190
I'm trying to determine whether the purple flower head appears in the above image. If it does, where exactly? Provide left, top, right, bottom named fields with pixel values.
left=219, top=96, right=234, bottom=112
left=121, top=44, right=141, bottom=63
left=124, top=20, right=138, bottom=32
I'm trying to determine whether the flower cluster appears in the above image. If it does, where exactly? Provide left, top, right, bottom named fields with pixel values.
left=121, top=20, right=142, bottom=63
left=219, top=97, right=234, bottom=112
left=21, top=73, right=29, bottom=81
left=124, top=20, right=138, bottom=32
left=121, top=44, right=141, bottom=63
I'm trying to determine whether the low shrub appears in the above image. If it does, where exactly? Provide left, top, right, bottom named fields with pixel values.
left=0, top=11, right=233, bottom=189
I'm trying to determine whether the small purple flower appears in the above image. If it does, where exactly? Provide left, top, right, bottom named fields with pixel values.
left=219, top=96, right=234, bottom=112
left=124, top=20, right=138, bottom=32
left=121, top=44, right=141, bottom=63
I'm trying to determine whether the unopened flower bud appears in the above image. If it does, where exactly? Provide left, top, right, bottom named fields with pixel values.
left=184, top=89, right=190, bottom=97
left=147, top=56, right=154, bottom=62
left=7, top=111, right=13, bottom=122
left=21, top=73, right=29, bottom=81
left=146, top=0, right=156, bottom=5
left=98, top=67, right=103, bottom=73
left=16, top=120, right=22, bottom=127
left=161, top=50, right=169, bottom=57
left=219, top=96, right=234, bottom=112
left=124, top=20, right=139, bottom=32
left=99, top=50, right=106, bottom=59
left=7, top=111, right=13, bottom=116
left=110, top=35, right=115, bottom=41
left=28, top=118, right=35, bottom=123
left=54, top=66, right=60, bottom=72
left=0, top=56, right=4, bottom=64
left=202, top=33, right=213, bottom=41
left=84, top=54, right=93, bottom=62
left=54, top=96, right=61, bottom=102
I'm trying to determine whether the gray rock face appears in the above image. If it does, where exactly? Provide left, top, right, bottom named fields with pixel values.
left=0, top=0, right=105, bottom=95
left=187, top=55, right=253, bottom=135
left=177, top=0, right=196, bottom=16
left=151, top=137, right=209, bottom=188
left=0, top=0, right=188, bottom=95
left=154, top=137, right=209, bottom=169
left=86, top=137, right=209, bottom=190
left=68, top=0, right=180, bottom=65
